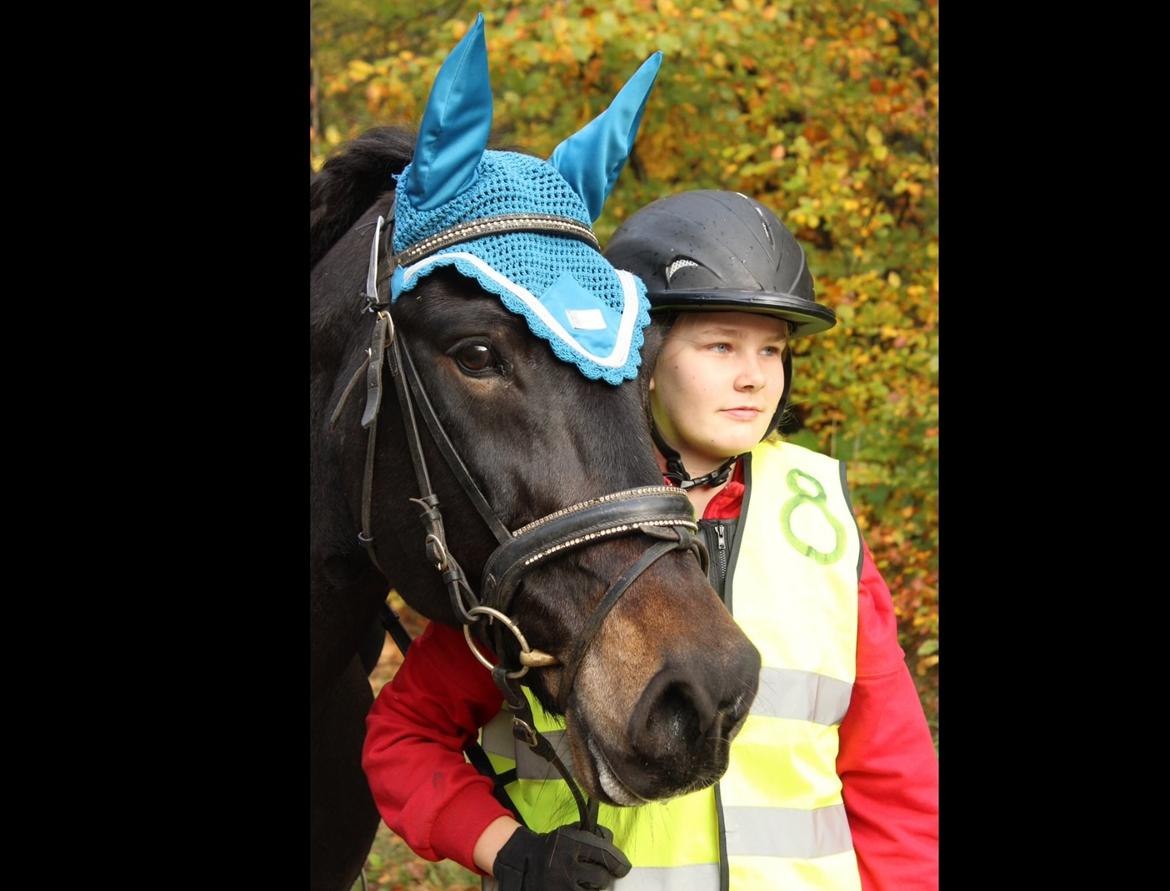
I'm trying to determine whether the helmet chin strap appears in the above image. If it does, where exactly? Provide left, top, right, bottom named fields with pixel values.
left=651, top=420, right=737, bottom=491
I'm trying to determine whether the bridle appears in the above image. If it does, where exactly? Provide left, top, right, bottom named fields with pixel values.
left=330, top=205, right=708, bottom=828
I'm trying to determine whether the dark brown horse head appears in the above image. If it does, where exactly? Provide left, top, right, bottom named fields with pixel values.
left=310, top=19, right=759, bottom=890
left=314, top=178, right=760, bottom=803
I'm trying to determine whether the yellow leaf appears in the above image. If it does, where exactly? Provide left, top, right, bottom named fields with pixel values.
left=865, top=125, right=883, bottom=146
left=917, top=654, right=939, bottom=675
left=887, top=272, right=902, bottom=287
left=347, top=59, right=374, bottom=83
left=872, top=144, right=889, bottom=161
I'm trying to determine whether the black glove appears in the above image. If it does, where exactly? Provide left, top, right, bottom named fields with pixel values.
left=493, top=823, right=632, bottom=891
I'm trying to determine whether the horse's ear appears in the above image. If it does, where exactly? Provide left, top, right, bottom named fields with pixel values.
left=403, top=14, right=492, bottom=211
left=548, top=52, right=663, bottom=222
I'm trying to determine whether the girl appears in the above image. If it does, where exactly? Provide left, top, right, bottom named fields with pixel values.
left=363, top=191, right=938, bottom=890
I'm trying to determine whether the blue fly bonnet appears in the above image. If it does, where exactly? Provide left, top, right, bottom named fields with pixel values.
left=387, top=14, right=661, bottom=385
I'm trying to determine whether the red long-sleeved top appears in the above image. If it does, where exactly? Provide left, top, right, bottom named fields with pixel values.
left=363, top=468, right=939, bottom=888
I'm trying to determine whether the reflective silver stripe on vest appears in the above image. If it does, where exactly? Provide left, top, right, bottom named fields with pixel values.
left=750, top=667, right=854, bottom=726
left=614, top=863, right=720, bottom=890
left=482, top=721, right=574, bottom=780
left=723, top=804, right=853, bottom=858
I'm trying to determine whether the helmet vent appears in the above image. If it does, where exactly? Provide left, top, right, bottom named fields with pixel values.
left=665, top=257, right=701, bottom=283
left=752, top=204, right=775, bottom=247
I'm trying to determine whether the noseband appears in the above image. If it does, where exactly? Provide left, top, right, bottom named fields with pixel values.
left=330, top=208, right=707, bottom=825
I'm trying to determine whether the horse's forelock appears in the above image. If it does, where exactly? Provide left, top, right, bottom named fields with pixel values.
left=311, top=127, right=417, bottom=269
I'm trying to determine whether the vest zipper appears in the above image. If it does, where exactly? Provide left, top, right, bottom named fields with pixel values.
left=698, top=518, right=734, bottom=602
left=715, top=523, right=728, bottom=583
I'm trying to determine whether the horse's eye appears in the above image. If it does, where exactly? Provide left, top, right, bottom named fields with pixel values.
left=451, top=342, right=496, bottom=375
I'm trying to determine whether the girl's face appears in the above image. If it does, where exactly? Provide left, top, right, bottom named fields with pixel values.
left=650, top=311, right=789, bottom=474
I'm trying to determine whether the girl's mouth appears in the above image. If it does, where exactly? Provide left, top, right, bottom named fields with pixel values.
left=721, top=407, right=761, bottom=421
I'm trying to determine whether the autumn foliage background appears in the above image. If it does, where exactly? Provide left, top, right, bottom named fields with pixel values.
left=311, top=0, right=938, bottom=732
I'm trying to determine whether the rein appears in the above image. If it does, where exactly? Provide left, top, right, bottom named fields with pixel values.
left=331, top=207, right=707, bottom=830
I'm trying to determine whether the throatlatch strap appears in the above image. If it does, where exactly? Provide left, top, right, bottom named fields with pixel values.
left=329, top=354, right=370, bottom=429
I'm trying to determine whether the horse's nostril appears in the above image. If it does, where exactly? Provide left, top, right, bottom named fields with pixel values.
left=628, top=675, right=715, bottom=782
left=651, top=682, right=702, bottom=744
left=620, top=656, right=758, bottom=798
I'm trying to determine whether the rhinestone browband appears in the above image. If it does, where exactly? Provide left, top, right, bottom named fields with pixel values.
left=521, top=518, right=699, bottom=567
left=392, top=212, right=602, bottom=268
left=509, top=486, right=685, bottom=538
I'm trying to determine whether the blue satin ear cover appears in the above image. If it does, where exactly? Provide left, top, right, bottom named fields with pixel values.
left=404, top=14, right=492, bottom=211
left=548, top=52, right=663, bottom=221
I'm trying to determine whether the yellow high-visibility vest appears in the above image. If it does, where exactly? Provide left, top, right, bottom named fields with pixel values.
left=481, top=440, right=863, bottom=890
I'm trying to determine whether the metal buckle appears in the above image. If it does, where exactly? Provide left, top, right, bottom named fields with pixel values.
left=511, top=718, right=538, bottom=748
left=424, top=533, right=448, bottom=572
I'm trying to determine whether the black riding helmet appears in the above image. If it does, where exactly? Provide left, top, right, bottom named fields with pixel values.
left=604, top=190, right=836, bottom=488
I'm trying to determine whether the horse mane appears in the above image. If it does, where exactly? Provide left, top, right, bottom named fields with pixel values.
left=310, top=126, right=416, bottom=269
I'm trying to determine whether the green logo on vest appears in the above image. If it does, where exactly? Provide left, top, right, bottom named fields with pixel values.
left=780, top=468, right=846, bottom=564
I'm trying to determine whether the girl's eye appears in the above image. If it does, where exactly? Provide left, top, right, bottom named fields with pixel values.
left=708, top=342, right=731, bottom=353
left=452, top=342, right=496, bottom=374
left=761, top=345, right=782, bottom=357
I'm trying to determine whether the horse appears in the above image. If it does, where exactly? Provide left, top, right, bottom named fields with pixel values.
left=309, top=18, right=761, bottom=890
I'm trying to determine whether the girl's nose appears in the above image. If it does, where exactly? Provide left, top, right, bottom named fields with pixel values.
left=734, top=355, right=766, bottom=391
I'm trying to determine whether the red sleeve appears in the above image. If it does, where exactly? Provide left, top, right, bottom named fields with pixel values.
left=837, top=541, right=939, bottom=891
left=362, top=621, right=512, bottom=874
